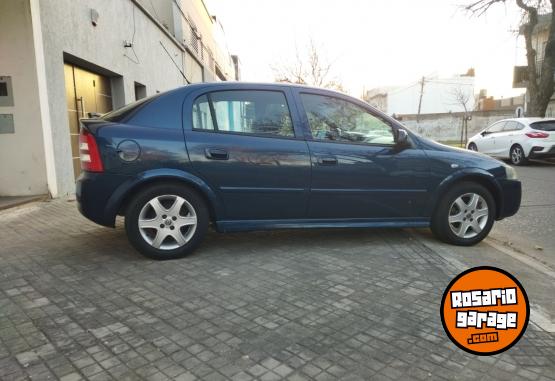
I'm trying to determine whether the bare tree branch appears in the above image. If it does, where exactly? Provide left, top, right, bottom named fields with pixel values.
left=272, top=39, right=345, bottom=91
left=464, top=0, right=554, bottom=116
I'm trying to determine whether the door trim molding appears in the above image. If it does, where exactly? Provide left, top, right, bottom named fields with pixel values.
left=216, top=217, right=430, bottom=232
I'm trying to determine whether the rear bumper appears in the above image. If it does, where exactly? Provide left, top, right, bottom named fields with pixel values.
left=76, top=172, right=132, bottom=227
left=496, top=179, right=521, bottom=220
left=528, top=144, right=555, bottom=159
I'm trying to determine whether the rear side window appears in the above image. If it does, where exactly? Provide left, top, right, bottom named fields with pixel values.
left=531, top=121, right=555, bottom=131
left=503, top=121, right=524, bottom=131
left=192, top=90, right=294, bottom=137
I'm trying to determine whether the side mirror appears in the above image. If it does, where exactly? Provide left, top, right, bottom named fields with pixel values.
left=480, top=131, right=488, bottom=136
left=87, top=112, right=102, bottom=118
left=396, top=128, right=409, bottom=146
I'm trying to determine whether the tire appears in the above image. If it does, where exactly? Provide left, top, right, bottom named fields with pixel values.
left=468, top=142, right=477, bottom=151
left=510, top=144, right=527, bottom=166
left=124, top=183, right=209, bottom=260
left=431, top=182, right=495, bottom=246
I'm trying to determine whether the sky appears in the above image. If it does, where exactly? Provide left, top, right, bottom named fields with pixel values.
left=206, top=0, right=528, bottom=98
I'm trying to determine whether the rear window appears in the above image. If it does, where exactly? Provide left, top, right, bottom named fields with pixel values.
left=530, top=121, right=555, bottom=131
left=102, top=94, right=162, bottom=122
left=101, top=92, right=182, bottom=129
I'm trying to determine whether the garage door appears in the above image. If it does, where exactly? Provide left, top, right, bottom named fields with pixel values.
left=64, top=63, right=113, bottom=179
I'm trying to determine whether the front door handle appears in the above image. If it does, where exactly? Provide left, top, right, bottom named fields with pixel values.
left=205, top=148, right=229, bottom=160
left=317, top=156, right=338, bottom=165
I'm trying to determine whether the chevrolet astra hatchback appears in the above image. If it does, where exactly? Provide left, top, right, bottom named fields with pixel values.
left=76, top=83, right=521, bottom=259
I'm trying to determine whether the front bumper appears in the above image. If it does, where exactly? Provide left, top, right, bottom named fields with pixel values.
left=496, top=179, right=521, bottom=220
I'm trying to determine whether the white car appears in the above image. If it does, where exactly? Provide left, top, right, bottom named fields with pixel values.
left=467, top=118, right=555, bottom=165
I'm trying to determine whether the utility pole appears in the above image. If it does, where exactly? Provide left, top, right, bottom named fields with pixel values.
left=416, top=76, right=425, bottom=123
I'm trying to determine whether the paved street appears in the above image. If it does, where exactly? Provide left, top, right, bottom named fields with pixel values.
left=1, top=200, right=554, bottom=381
left=491, top=160, right=555, bottom=269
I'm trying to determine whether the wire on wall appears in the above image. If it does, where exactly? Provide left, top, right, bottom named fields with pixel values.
left=160, top=41, right=190, bottom=83
left=124, top=3, right=140, bottom=64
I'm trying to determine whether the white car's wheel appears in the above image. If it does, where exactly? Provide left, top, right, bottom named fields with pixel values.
left=468, top=143, right=478, bottom=151
left=510, top=145, right=527, bottom=166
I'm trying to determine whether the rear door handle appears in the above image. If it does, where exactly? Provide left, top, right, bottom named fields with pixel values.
left=317, top=156, right=338, bottom=165
left=205, top=148, right=229, bottom=160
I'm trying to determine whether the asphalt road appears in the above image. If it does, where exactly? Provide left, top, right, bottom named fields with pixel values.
left=491, top=159, right=555, bottom=269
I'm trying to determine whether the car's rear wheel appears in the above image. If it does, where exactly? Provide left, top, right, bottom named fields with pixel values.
left=431, top=182, right=495, bottom=246
left=510, top=144, right=527, bottom=166
left=468, top=142, right=477, bottom=151
left=125, top=183, right=209, bottom=260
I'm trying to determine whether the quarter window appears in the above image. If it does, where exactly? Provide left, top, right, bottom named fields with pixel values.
left=192, top=91, right=294, bottom=137
left=300, top=93, right=395, bottom=145
left=192, top=95, right=214, bottom=130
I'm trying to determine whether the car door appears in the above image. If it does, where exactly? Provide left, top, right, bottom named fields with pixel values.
left=495, top=121, right=523, bottom=157
left=479, top=121, right=506, bottom=154
left=296, top=91, right=430, bottom=220
left=183, top=87, right=311, bottom=221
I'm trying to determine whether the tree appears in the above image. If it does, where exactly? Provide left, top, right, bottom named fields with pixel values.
left=466, top=0, right=554, bottom=116
left=272, top=39, right=346, bottom=92
left=449, top=86, right=473, bottom=145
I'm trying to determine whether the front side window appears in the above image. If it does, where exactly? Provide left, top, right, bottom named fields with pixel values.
left=487, top=121, right=506, bottom=133
left=192, top=90, right=294, bottom=137
left=300, top=93, right=395, bottom=145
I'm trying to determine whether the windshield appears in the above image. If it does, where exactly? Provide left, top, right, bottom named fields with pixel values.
left=102, top=94, right=162, bottom=122
left=530, top=121, right=555, bottom=131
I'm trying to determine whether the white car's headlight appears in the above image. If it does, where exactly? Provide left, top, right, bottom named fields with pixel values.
left=504, top=164, right=518, bottom=180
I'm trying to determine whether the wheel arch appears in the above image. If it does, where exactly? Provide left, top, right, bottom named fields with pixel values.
left=104, top=169, right=223, bottom=226
left=429, top=169, right=503, bottom=219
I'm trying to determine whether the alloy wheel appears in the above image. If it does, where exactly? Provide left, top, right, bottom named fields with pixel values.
left=511, top=146, right=523, bottom=164
left=138, top=195, right=197, bottom=250
left=448, top=193, right=489, bottom=239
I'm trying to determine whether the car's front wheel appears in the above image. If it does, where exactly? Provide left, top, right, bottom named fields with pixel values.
left=431, top=182, right=495, bottom=246
left=125, top=183, right=209, bottom=259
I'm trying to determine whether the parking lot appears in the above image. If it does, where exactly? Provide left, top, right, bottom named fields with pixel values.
left=1, top=197, right=554, bottom=381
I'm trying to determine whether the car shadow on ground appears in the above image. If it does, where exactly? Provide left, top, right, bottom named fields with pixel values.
left=111, top=220, right=419, bottom=261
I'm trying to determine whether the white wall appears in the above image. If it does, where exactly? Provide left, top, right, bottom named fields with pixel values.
left=37, top=0, right=196, bottom=196
left=0, top=0, right=48, bottom=196
left=401, top=111, right=515, bottom=142
left=388, top=77, right=475, bottom=116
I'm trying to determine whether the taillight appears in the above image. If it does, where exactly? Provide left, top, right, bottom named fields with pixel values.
left=525, top=131, right=549, bottom=138
left=79, top=129, right=104, bottom=172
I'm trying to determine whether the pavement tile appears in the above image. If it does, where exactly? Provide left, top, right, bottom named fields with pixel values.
left=0, top=200, right=553, bottom=381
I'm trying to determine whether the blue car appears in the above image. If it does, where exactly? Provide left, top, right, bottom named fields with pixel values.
left=76, top=82, right=521, bottom=259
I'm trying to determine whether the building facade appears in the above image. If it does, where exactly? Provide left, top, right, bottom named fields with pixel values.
left=0, top=0, right=238, bottom=197
left=364, top=73, right=475, bottom=117
left=362, top=87, right=395, bottom=113
left=387, top=74, right=475, bottom=116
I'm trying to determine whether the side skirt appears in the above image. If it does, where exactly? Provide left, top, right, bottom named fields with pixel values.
left=215, top=218, right=430, bottom=233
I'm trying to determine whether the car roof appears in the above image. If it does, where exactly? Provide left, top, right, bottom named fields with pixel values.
left=499, top=117, right=555, bottom=125
left=162, top=81, right=350, bottom=98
